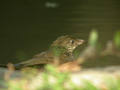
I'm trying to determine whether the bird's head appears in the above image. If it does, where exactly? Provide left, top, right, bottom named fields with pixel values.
left=51, top=35, right=84, bottom=53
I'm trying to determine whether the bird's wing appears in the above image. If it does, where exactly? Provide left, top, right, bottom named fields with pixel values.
left=15, top=51, right=54, bottom=67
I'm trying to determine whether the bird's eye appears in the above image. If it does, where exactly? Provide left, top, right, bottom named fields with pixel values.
left=70, top=40, right=74, bottom=44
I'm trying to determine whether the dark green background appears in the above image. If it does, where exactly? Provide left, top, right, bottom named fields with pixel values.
left=0, top=0, right=120, bottom=65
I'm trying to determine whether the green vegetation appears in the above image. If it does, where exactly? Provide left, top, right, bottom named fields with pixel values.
left=114, top=31, right=120, bottom=49
left=88, top=29, right=98, bottom=47
left=3, top=65, right=120, bottom=90
left=50, top=46, right=67, bottom=57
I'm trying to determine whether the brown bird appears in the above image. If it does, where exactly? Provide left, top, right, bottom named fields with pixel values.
left=15, top=35, right=84, bottom=68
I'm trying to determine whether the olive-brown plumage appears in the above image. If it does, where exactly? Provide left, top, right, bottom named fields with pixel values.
left=15, top=35, right=84, bottom=68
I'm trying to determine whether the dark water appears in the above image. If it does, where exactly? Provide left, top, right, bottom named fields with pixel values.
left=0, top=0, right=120, bottom=65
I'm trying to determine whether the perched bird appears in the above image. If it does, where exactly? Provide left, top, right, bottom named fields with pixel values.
left=14, top=35, right=84, bottom=68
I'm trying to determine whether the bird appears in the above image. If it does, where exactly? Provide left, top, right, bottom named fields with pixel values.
left=13, top=35, right=84, bottom=68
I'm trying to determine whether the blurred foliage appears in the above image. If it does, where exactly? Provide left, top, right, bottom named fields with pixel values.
left=50, top=46, right=67, bottom=57
left=88, top=29, right=98, bottom=47
left=8, top=79, right=27, bottom=90
left=39, top=65, right=69, bottom=90
left=3, top=65, right=120, bottom=90
left=114, top=31, right=120, bottom=49
left=82, top=80, right=98, bottom=90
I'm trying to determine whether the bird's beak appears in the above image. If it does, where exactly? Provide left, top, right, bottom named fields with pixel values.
left=78, top=39, right=85, bottom=45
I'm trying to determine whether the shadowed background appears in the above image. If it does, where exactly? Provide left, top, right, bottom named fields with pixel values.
left=0, top=0, right=120, bottom=65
